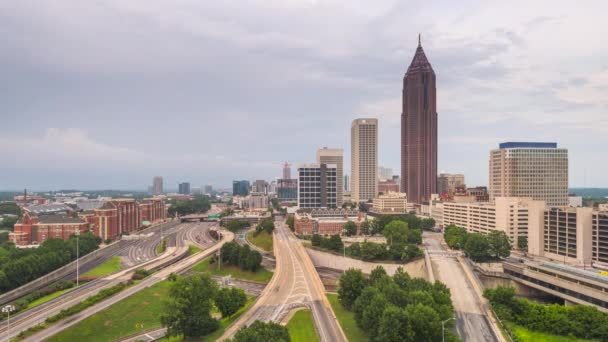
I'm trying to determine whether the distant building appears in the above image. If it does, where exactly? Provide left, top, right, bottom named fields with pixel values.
left=297, top=164, right=337, bottom=209
left=252, top=180, right=268, bottom=194
left=378, top=167, right=393, bottom=180
left=490, top=142, right=568, bottom=207
left=220, top=209, right=272, bottom=226
left=277, top=179, right=297, bottom=202
left=378, top=179, right=400, bottom=194
left=344, top=175, right=350, bottom=192
left=11, top=213, right=88, bottom=246
left=294, top=209, right=364, bottom=235
left=269, top=180, right=277, bottom=194
left=234, top=193, right=269, bottom=209
left=371, top=192, right=415, bottom=215
left=317, top=147, right=344, bottom=206
left=178, top=182, right=191, bottom=195
left=569, top=195, right=583, bottom=207
left=437, top=174, right=465, bottom=198
left=204, top=185, right=213, bottom=194
left=351, top=118, right=378, bottom=203
left=282, top=162, right=292, bottom=180
left=392, top=175, right=401, bottom=192
left=152, top=176, right=164, bottom=195
left=467, top=186, right=489, bottom=202
left=233, top=180, right=250, bottom=196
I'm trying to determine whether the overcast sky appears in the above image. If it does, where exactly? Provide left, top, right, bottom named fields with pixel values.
left=1, top=0, right=607, bottom=191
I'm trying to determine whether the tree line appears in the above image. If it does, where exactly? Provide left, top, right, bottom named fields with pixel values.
left=225, top=220, right=251, bottom=233
left=443, top=225, right=511, bottom=262
left=0, top=232, right=101, bottom=293
left=167, top=195, right=211, bottom=217
left=254, top=218, right=274, bottom=235
left=485, top=286, right=608, bottom=341
left=338, top=266, right=460, bottom=342
left=219, top=242, right=263, bottom=272
left=361, top=215, right=435, bottom=236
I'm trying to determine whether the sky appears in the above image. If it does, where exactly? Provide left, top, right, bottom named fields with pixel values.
left=1, top=0, right=607, bottom=190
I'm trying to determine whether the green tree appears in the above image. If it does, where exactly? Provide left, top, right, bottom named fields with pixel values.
left=0, top=216, right=18, bottom=230
left=404, top=303, right=442, bottom=342
left=517, top=236, right=528, bottom=250
left=286, top=216, right=294, bottom=231
left=357, top=289, right=388, bottom=339
left=444, top=225, right=468, bottom=249
left=361, top=220, right=371, bottom=235
left=311, top=234, right=322, bottom=247
left=420, top=218, right=436, bottom=231
left=216, top=287, right=247, bottom=317
left=463, top=233, right=491, bottom=262
left=324, top=234, right=343, bottom=252
left=383, top=220, right=409, bottom=245
left=338, top=268, right=367, bottom=309
left=487, top=230, right=511, bottom=259
left=377, top=306, right=414, bottom=342
left=231, top=320, right=290, bottom=342
left=343, top=221, right=357, bottom=236
left=161, top=274, right=219, bottom=338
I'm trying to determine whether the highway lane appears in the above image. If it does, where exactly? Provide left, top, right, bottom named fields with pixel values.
left=220, top=218, right=346, bottom=342
left=424, top=231, right=499, bottom=342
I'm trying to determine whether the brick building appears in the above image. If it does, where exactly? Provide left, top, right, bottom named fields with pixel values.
left=10, top=211, right=89, bottom=246
left=294, top=209, right=364, bottom=236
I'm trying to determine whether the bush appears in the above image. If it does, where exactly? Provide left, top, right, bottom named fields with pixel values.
left=46, top=282, right=128, bottom=323
left=131, top=268, right=152, bottom=280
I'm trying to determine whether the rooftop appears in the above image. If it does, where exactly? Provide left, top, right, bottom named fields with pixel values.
left=38, top=215, right=86, bottom=224
left=25, top=204, right=73, bottom=215
left=499, top=142, right=557, bottom=149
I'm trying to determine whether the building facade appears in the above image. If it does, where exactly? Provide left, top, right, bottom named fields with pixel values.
left=178, top=182, right=191, bottom=195
left=11, top=212, right=89, bottom=246
left=378, top=179, right=400, bottom=194
left=401, top=36, right=438, bottom=204
left=282, top=162, right=291, bottom=180
left=294, top=209, right=364, bottom=236
left=317, top=147, right=344, bottom=206
left=232, top=180, right=250, bottom=196
left=277, top=179, right=298, bottom=202
left=490, top=142, right=568, bottom=207
left=351, top=118, right=378, bottom=203
left=371, top=192, right=415, bottom=215
left=152, top=176, right=164, bottom=195
left=437, top=173, right=465, bottom=198
left=467, top=186, right=490, bottom=202
left=378, top=167, right=393, bottom=180
left=297, top=164, right=337, bottom=209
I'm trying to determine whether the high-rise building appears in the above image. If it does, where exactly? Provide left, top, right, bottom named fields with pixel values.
left=317, top=147, right=344, bottom=206
left=351, top=118, right=378, bottom=203
left=204, top=185, right=213, bottom=194
left=232, top=180, right=250, bottom=196
left=490, top=142, right=568, bottom=207
left=297, top=163, right=337, bottom=209
left=437, top=173, right=465, bottom=197
left=344, top=175, right=350, bottom=192
left=378, top=167, right=393, bottom=181
left=282, top=162, right=291, bottom=179
left=178, top=182, right=191, bottom=195
left=152, top=176, right=163, bottom=195
left=401, top=35, right=437, bottom=204
left=378, top=179, right=400, bottom=194
left=277, top=179, right=297, bottom=201
left=253, top=180, right=268, bottom=194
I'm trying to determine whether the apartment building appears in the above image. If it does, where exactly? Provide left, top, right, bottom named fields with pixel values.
left=297, top=163, right=337, bottom=209
left=317, top=148, right=344, bottom=206
left=351, top=118, right=378, bottom=202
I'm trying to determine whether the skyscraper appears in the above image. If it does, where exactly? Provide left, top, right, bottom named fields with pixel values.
left=378, top=167, right=393, bottom=180
left=152, top=176, right=163, bottom=195
left=297, top=163, right=337, bottom=208
left=317, top=147, right=344, bottom=206
left=282, top=162, right=291, bottom=180
left=178, top=182, right=191, bottom=195
left=401, top=35, right=437, bottom=204
left=351, top=118, right=378, bottom=202
left=489, top=142, right=568, bottom=207
left=232, top=180, right=250, bottom=196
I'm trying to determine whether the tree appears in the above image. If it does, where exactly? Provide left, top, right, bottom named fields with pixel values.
left=216, top=287, right=247, bottom=317
left=357, top=289, right=388, bottom=339
left=255, top=218, right=274, bottom=235
left=231, top=320, right=290, bottom=342
left=444, top=225, right=468, bottom=249
left=517, top=236, right=528, bottom=250
left=361, top=220, right=371, bottom=235
left=463, top=233, right=491, bottom=262
left=487, top=230, right=511, bottom=259
left=0, top=216, right=18, bottom=231
left=322, top=234, right=343, bottom=252
left=420, top=218, right=436, bottom=231
left=338, top=268, right=367, bottom=309
left=403, top=303, right=442, bottom=342
left=161, top=274, right=219, bottom=338
left=358, top=202, right=368, bottom=212
left=378, top=306, right=414, bottom=342
left=343, top=221, right=357, bottom=237
left=286, top=216, right=294, bottom=231
left=311, top=234, right=322, bottom=247
left=383, top=220, right=408, bottom=245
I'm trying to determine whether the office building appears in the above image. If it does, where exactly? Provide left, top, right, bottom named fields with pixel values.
left=178, top=182, right=191, bottom=195
left=294, top=209, right=364, bottom=235
left=490, top=142, right=568, bottom=207
left=253, top=180, right=268, bottom=194
left=467, top=186, right=490, bottom=202
left=277, top=179, right=298, bottom=202
left=152, top=176, right=164, bottom=195
left=569, top=196, right=583, bottom=207
left=593, top=210, right=608, bottom=265
left=344, top=175, right=350, bottom=192
left=437, top=173, right=465, bottom=198
left=234, top=193, right=269, bottom=209
left=371, top=192, right=415, bottom=215
left=204, top=185, right=213, bottom=194
left=317, top=147, right=344, bottom=206
left=378, top=167, right=393, bottom=180
left=378, top=179, right=400, bottom=194
left=232, top=180, right=250, bottom=196
left=297, top=163, right=337, bottom=209
left=351, top=118, right=378, bottom=203
left=401, top=35, right=438, bottom=204
left=283, top=162, right=292, bottom=180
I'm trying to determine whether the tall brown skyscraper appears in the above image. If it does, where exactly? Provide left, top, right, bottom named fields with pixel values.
left=401, top=35, right=437, bottom=204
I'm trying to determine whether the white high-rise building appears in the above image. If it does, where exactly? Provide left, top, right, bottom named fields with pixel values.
left=378, top=167, right=393, bottom=181
left=490, top=142, right=568, bottom=207
left=317, top=147, right=344, bottom=206
left=351, top=118, right=378, bottom=203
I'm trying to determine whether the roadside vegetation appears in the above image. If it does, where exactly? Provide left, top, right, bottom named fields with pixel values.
left=326, top=293, right=368, bottom=342
left=286, top=310, right=319, bottom=342
left=188, top=244, right=201, bottom=255
left=167, top=195, right=211, bottom=217
left=1, top=280, right=75, bottom=319
left=247, top=218, right=275, bottom=252
left=81, top=256, right=122, bottom=278
left=225, top=219, right=251, bottom=233
left=336, top=266, right=461, bottom=342
left=192, top=253, right=272, bottom=283
left=444, top=225, right=512, bottom=262
left=156, top=237, right=168, bottom=254
left=484, top=286, right=608, bottom=341
left=230, top=320, right=290, bottom=341
left=0, top=232, right=101, bottom=293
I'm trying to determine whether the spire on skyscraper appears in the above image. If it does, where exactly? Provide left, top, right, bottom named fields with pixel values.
left=407, top=34, right=433, bottom=74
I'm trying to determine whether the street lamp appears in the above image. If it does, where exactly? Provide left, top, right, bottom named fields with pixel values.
left=2, top=304, right=15, bottom=340
left=442, top=316, right=456, bottom=342
left=75, top=230, right=80, bottom=288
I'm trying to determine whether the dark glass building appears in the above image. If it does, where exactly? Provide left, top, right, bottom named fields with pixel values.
left=232, top=180, right=250, bottom=196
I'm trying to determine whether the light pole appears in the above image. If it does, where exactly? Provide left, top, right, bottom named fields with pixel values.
left=3, top=304, right=15, bottom=340
left=442, top=316, right=456, bottom=342
left=75, top=230, right=80, bottom=288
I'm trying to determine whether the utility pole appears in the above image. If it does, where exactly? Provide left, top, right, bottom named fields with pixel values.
left=75, top=230, right=80, bottom=288
left=442, top=317, right=456, bottom=342
left=3, top=304, right=15, bottom=340
left=218, top=247, right=221, bottom=271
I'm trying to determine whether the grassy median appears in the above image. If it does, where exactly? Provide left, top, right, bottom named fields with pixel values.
left=191, top=257, right=273, bottom=283
left=81, top=256, right=122, bottom=278
left=511, top=324, right=597, bottom=342
left=246, top=230, right=273, bottom=252
left=24, top=287, right=74, bottom=310
left=287, top=309, right=319, bottom=342
left=326, top=293, right=368, bottom=342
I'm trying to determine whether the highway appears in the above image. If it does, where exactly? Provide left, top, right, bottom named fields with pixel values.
left=423, top=231, right=499, bottom=342
left=0, top=221, right=219, bottom=342
left=220, top=217, right=346, bottom=342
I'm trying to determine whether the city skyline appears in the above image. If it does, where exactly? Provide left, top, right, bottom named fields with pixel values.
left=1, top=1, right=607, bottom=190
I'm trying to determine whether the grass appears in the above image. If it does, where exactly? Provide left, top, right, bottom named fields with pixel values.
left=191, top=257, right=273, bottom=283
left=246, top=230, right=273, bottom=252
left=156, top=237, right=168, bottom=254
left=326, top=293, right=368, bottom=342
left=46, top=280, right=172, bottom=342
left=511, top=324, right=597, bottom=342
left=188, top=244, right=201, bottom=255
left=81, top=256, right=122, bottom=278
left=25, top=287, right=74, bottom=310
left=287, top=309, right=319, bottom=342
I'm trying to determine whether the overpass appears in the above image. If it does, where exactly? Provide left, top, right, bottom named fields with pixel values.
left=503, top=260, right=608, bottom=312
left=180, top=214, right=220, bottom=222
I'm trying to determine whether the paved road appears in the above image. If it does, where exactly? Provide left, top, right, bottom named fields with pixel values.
left=220, top=218, right=346, bottom=342
left=424, top=231, right=498, bottom=342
